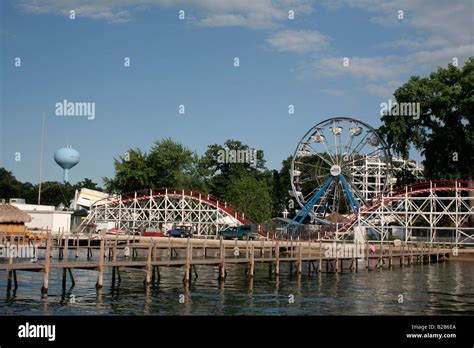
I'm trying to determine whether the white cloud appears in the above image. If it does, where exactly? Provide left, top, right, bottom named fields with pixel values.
left=321, top=0, right=473, bottom=49
left=18, top=0, right=314, bottom=27
left=19, top=0, right=135, bottom=23
left=266, top=30, right=329, bottom=53
left=312, top=0, right=474, bottom=97
left=300, top=42, right=472, bottom=98
left=301, top=56, right=408, bottom=81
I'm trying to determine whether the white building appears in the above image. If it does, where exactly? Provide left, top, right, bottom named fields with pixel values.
left=11, top=202, right=72, bottom=233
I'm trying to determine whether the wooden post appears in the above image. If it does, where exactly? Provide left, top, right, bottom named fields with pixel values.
left=13, top=270, right=18, bottom=290
left=234, top=238, right=238, bottom=259
left=318, top=240, right=322, bottom=273
left=342, top=239, right=346, bottom=272
left=183, top=238, right=191, bottom=283
left=112, top=266, right=116, bottom=287
left=7, top=271, right=12, bottom=293
left=355, top=244, right=359, bottom=272
left=203, top=235, right=207, bottom=258
left=156, top=266, right=160, bottom=282
left=248, top=244, right=255, bottom=277
left=41, top=232, right=52, bottom=294
left=378, top=240, right=383, bottom=269
left=351, top=244, right=355, bottom=272
left=421, top=242, right=425, bottom=264
left=428, top=243, right=431, bottom=264
left=57, top=232, right=61, bottom=260
left=113, top=235, right=118, bottom=262
left=75, top=234, right=80, bottom=258
left=87, top=234, right=92, bottom=260
left=145, top=245, right=152, bottom=286
left=167, top=236, right=171, bottom=260
left=389, top=244, right=393, bottom=268
left=275, top=240, right=280, bottom=276
left=132, top=233, right=136, bottom=259
left=245, top=235, right=249, bottom=259
left=6, top=269, right=17, bottom=293
left=64, top=234, right=69, bottom=263
left=401, top=242, right=405, bottom=267
left=297, top=242, right=302, bottom=274
left=67, top=268, right=75, bottom=287
left=8, top=238, right=13, bottom=265
left=366, top=240, right=369, bottom=270
left=96, top=234, right=105, bottom=289
left=218, top=237, right=226, bottom=281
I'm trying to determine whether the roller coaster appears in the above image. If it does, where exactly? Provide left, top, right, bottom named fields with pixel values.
left=78, top=188, right=256, bottom=236
left=78, top=117, right=473, bottom=245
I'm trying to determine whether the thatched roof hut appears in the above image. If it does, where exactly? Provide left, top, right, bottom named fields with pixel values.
left=0, top=204, right=32, bottom=223
left=0, top=204, right=32, bottom=234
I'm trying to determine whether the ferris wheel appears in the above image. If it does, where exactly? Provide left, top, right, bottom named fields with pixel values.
left=287, top=117, right=391, bottom=232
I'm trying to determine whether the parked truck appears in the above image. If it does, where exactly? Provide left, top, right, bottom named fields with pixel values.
left=217, top=225, right=257, bottom=240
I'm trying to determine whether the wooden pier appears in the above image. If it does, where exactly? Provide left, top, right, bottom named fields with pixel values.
left=0, top=233, right=452, bottom=294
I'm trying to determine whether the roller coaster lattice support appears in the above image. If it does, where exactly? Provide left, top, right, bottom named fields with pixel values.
left=78, top=188, right=258, bottom=236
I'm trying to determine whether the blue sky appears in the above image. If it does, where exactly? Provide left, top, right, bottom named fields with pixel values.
left=1, top=0, right=472, bottom=186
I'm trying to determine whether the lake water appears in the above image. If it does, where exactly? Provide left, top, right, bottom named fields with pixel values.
left=1, top=259, right=473, bottom=315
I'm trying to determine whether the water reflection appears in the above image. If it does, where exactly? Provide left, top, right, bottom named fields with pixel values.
left=0, top=262, right=472, bottom=315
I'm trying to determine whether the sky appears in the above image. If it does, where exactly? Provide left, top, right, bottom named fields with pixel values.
left=1, top=0, right=473, bottom=186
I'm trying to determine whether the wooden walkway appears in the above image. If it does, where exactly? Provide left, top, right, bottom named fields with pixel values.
left=0, top=233, right=451, bottom=294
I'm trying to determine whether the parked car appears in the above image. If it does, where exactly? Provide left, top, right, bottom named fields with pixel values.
left=218, top=225, right=257, bottom=240
left=166, top=225, right=193, bottom=238
left=143, top=231, right=165, bottom=237
left=142, top=227, right=165, bottom=237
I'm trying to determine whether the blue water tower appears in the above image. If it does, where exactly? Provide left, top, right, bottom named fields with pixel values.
left=54, top=146, right=80, bottom=183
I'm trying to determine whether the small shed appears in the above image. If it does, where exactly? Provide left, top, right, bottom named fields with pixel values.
left=0, top=204, right=32, bottom=234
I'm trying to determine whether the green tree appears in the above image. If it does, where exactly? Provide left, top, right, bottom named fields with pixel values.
left=224, top=174, right=272, bottom=223
left=103, top=149, right=153, bottom=193
left=0, top=168, right=22, bottom=199
left=20, top=182, right=37, bottom=204
left=270, top=156, right=293, bottom=217
left=147, top=138, right=199, bottom=189
left=37, top=181, right=75, bottom=207
left=104, top=139, right=206, bottom=193
left=202, top=139, right=266, bottom=198
left=380, top=57, right=474, bottom=180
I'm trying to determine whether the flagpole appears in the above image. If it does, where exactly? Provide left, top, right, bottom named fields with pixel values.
left=38, top=112, right=45, bottom=204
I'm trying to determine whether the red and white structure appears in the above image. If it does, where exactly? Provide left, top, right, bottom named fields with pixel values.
left=77, top=188, right=253, bottom=236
